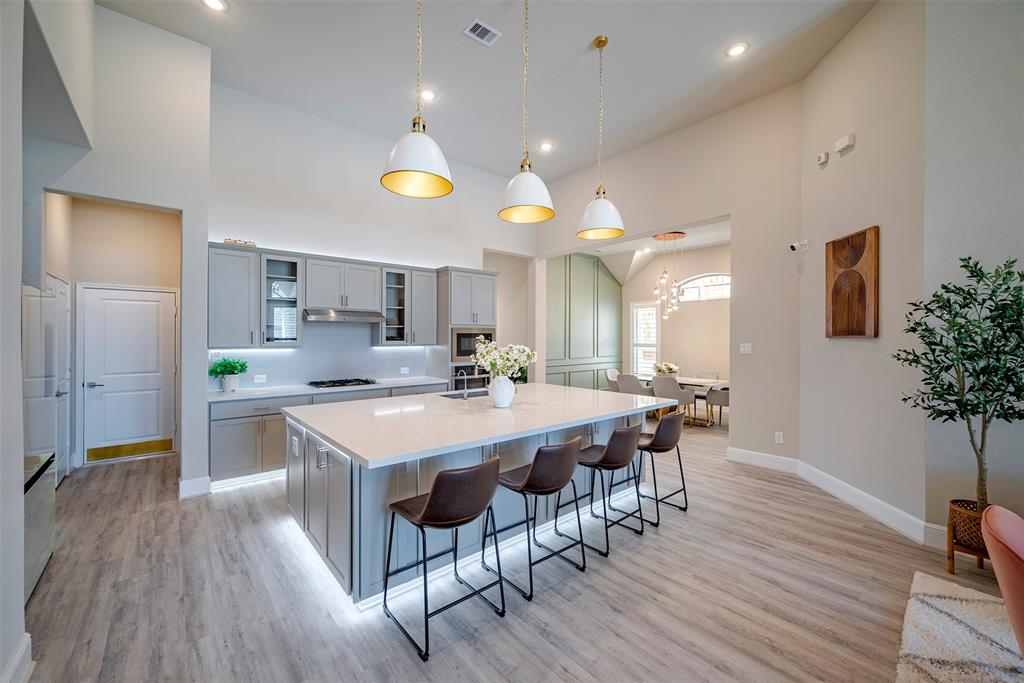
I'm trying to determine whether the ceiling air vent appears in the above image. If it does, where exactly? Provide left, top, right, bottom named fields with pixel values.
left=464, top=19, right=502, bottom=47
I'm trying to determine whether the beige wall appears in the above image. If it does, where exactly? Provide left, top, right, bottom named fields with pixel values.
left=70, top=197, right=181, bottom=288
left=923, top=1, right=1024, bottom=522
left=799, top=1, right=927, bottom=518
left=543, top=86, right=803, bottom=459
left=44, top=191, right=72, bottom=280
left=483, top=251, right=530, bottom=348
left=621, top=245, right=731, bottom=379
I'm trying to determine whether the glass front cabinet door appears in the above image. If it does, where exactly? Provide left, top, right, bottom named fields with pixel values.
left=381, top=268, right=409, bottom=345
left=261, top=254, right=304, bottom=346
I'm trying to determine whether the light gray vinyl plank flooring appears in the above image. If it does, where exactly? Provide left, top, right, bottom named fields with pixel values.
left=26, top=424, right=998, bottom=682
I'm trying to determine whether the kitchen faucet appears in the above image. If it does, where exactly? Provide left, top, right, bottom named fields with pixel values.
left=455, top=369, right=469, bottom=400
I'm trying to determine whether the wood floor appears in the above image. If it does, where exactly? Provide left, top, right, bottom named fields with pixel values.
left=26, top=425, right=998, bottom=682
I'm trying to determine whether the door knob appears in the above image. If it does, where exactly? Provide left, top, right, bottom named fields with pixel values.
left=86, top=382, right=104, bottom=388
left=55, top=390, right=68, bottom=397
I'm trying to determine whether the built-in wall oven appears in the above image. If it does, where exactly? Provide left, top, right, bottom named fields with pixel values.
left=451, top=327, right=494, bottom=363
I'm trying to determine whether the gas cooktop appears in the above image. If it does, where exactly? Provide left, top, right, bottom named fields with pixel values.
left=308, top=378, right=377, bottom=389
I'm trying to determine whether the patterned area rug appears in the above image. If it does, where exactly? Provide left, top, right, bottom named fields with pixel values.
left=898, top=571, right=1024, bottom=682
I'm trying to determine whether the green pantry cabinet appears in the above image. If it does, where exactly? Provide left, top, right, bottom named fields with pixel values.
left=545, top=253, right=622, bottom=389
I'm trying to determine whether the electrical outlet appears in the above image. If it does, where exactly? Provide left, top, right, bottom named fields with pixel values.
left=739, top=343, right=752, bottom=355
left=209, top=351, right=222, bottom=361
left=254, top=374, right=267, bottom=384
left=774, top=432, right=784, bottom=445
left=400, top=367, right=410, bottom=375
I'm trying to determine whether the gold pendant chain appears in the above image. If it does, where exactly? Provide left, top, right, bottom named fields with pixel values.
left=522, top=0, right=529, bottom=160
left=597, top=43, right=604, bottom=188
left=415, top=0, right=422, bottom=117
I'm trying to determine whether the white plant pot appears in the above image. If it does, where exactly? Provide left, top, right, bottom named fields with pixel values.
left=221, top=374, right=240, bottom=392
left=489, top=376, right=515, bottom=409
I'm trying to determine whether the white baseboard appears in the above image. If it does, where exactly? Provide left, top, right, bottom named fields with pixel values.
left=0, top=633, right=32, bottom=683
left=178, top=476, right=211, bottom=499
left=210, top=469, right=284, bottom=492
left=728, top=447, right=931, bottom=546
left=923, top=522, right=947, bottom=550
left=725, top=446, right=799, bottom=473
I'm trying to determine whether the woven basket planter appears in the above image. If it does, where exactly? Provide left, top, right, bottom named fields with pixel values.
left=946, top=499, right=989, bottom=574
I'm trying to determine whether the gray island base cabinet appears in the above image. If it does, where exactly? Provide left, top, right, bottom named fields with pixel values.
left=282, top=385, right=673, bottom=603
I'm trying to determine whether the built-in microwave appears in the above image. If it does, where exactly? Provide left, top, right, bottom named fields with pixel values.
left=451, top=328, right=494, bottom=362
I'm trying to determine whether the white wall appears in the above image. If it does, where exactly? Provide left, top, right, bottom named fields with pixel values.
left=542, top=87, right=803, bottom=459
left=1, top=0, right=30, bottom=680
left=799, top=1, right=927, bottom=519
left=482, top=251, right=530, bottom=347
left=43, top=191, right=71, bottom=281
left=26, top=0, right=93, bottom=143
left=210, top=85, right=536, bottom=270
left=23, top=7, right=211, bottom=497
left=622, top=246, right=731, bottom=379
left=923, top=0, right=1024, bottom=522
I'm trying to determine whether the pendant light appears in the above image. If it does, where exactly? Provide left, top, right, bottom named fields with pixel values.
left=576, top=35, right=624, bottom=240
left=380, top=0, right=453, bottom=198
left=499, top=0, right=555, bottom=223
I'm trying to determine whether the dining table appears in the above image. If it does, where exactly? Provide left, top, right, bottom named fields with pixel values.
left=645, top=375, right=729, bottom=426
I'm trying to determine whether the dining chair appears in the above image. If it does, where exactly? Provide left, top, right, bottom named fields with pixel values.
left=605, top=368, right=620, bottom=392
left=651, top=376, right=695, bottom=421
left=616, top=374, right=654, bottom=397
left=706, top=384, right=730, bottom=425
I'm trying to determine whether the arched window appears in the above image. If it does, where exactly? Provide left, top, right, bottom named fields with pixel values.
left=675, top=273, right=731, bottom=302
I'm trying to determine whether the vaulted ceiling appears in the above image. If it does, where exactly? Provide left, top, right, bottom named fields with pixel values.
left=99, top=0, right=872, bottom=179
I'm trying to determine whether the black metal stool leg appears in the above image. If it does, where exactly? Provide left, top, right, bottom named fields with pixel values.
left=588, top=468, right=599, bottom=519
left=637, top=450, right=662, bottom=526
left=631, top=460, right=646, bottom=535
left=382, top=512, right=430, bottom=662
left=420, top=527, right=429, bottom=660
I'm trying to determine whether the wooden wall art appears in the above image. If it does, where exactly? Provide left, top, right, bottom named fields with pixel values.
left=825, top=225, right=879, bottom=338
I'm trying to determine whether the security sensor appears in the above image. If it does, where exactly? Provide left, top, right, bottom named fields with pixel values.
left=789, top=240, right=808, bottom=253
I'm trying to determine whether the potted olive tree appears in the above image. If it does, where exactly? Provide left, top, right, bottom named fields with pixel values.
left=894, top=257, right=1023, bottom=573
left=209, top=358, right=249, bottom=392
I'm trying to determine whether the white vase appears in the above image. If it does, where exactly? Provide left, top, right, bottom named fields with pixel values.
left=221, top=374, right=240, bottom=392
left=489, top=376, right=515, bottom=409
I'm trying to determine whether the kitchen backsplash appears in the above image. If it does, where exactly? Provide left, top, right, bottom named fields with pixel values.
left=208, top=322, right=430, bottom=391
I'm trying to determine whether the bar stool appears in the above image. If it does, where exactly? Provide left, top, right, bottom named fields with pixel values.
left=636, top=410, right=687, bottom=526
left=481, top=437, right=586, bottom=601
left=577, top=423, right=644, bottom=557
left=382, top=458, right=505, bottom=662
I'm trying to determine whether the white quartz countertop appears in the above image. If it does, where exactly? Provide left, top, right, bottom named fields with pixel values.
left=282, top=383, right=676, bottom=469
left=207, top=376, right=449, bottom=403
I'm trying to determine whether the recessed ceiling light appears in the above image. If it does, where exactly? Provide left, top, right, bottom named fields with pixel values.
left=421, top=89, right=436, bottom=102
left=539, top=140, right=553, bottom=153
left=725, top=42, right=749, bottom=58
left=203, top=0, right=228, bottom=11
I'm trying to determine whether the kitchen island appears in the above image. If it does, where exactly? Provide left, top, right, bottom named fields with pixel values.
left=281, top=383, right=675, bottom=602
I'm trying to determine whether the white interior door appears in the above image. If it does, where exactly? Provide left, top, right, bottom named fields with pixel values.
left=50, top=276, right=71, bottom=484
left=82, top=287, right=177, bottom=463
left=22, top=285, right=56, bottom=458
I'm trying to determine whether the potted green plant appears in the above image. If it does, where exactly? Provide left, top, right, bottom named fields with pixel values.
left=209, top=358, right=249, bottom=393
left=894, top=257, right=1024, bottom=573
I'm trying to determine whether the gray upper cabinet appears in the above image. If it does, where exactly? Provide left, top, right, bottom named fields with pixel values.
left=344, top=263, right=381, bottom=311
left=261, top=254, right=303, bottom=347
left=409, top=270, right=437, bottom=345
left=450, top=270, right=496, bottom=327
left=305, top=258, right=380, bottom=312
left=305, top=258, right=344, bottom=309
left=209, top=248, right=259, bottom=348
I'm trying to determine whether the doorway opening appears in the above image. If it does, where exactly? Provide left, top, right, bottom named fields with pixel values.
left=30, top=192, right=183, bottom=477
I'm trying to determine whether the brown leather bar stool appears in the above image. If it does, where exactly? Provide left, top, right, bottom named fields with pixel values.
left=577, top=422, right=644, bottom=557
left=636, top=410, right=687, bottom=526
left=480, top=437, right=586, bottom=601
left=382, top=458, right=505, bottom=662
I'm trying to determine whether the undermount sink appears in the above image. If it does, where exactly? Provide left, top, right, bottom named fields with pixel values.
left=440, top=389, right=489, bottom=399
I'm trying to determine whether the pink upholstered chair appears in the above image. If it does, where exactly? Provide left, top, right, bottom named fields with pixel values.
left=981, top=505, right=1024, bottom=655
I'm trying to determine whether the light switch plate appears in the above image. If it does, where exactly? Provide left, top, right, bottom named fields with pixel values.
left=254, top=374, right=267, bottom=384
left=739, top=343, right=752, bottom=355
left=400, top=367, right=409, bottom=375
left=209, top=351, right=221, bottom=361
left=774, top=432, right=784, bottom=445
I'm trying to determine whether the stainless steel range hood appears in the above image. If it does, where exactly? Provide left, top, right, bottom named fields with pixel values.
left=303, top=308, right=386, bottom=324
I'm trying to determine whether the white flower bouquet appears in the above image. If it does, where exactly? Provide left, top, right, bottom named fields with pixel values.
left=654, top=361, right=679, bottom=376
left=472, top=336, right=537, bottom=381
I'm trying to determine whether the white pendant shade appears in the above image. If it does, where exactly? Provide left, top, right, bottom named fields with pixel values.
left=576, top=194, right=624, bottom=240
left=380, top=126, right=453, bottom=199
left=499, top=169, right=555, bottom=223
